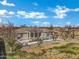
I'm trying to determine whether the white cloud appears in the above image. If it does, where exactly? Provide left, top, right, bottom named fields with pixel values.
left=32, top=2, right=38, bottom=6
left=33, top=21, right=40, bottom=26
left=49, top=5, right=79, bottom=19
left=66, top=22, right=71, bottom=25
left=42, top=22, right=50, bottom=27
left=17, top=11, right=48, bottom=19
left=0, top=10, right=47, bottom=19
left=0, top=0, right=15, bottom=6
left=42, top=22, right=50, bottom=25
left=33, top=21, right=50, bottom=27
left=33, top=21, right=39, bottom=24
left=0, top=19, right=2, bottom=23
left=53, top=5, right=70, bottom=19
left=71, top=8, right=79, bottom=12
left=8, top=11, right=15, bottom=16
left=75, top=24, right=79, bottom=27
left=0, top=10, right=15, bottom=18
left=0, top=10, right=7, bottom=17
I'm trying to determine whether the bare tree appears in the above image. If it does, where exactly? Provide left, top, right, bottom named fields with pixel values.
left=0, top=22, right=22, bottom=53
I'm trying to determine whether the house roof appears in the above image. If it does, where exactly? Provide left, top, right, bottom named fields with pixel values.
left=14, top=27, right=79, bottom=33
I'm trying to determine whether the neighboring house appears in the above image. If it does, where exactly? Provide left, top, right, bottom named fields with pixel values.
left=15, top=27, right=54, bottom=45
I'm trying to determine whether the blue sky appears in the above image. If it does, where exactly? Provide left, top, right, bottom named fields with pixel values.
left=0, top=0, right=79, bottom=27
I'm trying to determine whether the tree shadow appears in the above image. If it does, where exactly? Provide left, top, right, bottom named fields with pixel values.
left=0, top=38, right=6, bottom=59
